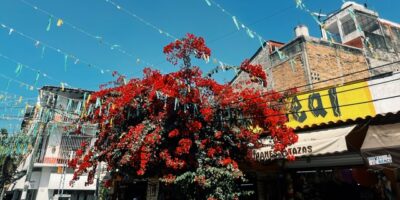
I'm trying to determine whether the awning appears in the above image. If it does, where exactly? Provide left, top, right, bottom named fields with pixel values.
left=284, top=153, right=364, bottom=169
left=361, top=123, right=400, bottom=168
left=253, top=125, right=358, bottom=162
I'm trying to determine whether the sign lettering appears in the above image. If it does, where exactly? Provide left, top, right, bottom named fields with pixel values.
left=286, top=82, right=376, bottom=128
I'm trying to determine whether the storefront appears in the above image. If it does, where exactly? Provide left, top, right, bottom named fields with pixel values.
left=360, top=122, right=400, bottom=200
left=251, top=124, right=373, bottom=199
left=249, top=72, right=400, bottom=200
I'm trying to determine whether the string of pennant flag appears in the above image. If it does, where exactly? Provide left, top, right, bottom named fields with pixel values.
left=201, top=0, right=292, bottom=76
left=102, top=0, right=234, bottom=74
left=203, top=0, right=266, bottom=45
left=0, top=52, right=72, bottom=88
left=295, top=0, right=376, bottom=51
left=0, top=22, right=115, bottom=79
left=294, top=0, right=339, bottom=44
left=18, top=0, right=159, bottom=70
left=0, top=72, right=37, bottom=92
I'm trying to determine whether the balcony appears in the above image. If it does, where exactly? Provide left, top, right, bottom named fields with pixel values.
left=35, top=134, right=95, bottom=166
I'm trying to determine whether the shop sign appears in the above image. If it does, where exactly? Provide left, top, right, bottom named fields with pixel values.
left=367, top=154, right=392, bottom=166
left=252, top=143, right=312, bottom=161
left=253, top=125, right=355, bottom=162
left=286, top=82, right=376, bottom=128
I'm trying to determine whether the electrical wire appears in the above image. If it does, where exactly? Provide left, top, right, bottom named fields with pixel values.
left=210, top=93, right=400, bottom=125
left=224, top=59, right=400, bottom=107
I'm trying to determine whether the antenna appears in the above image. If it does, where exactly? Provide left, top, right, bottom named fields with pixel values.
left=311, top=10, right=327, bottom=18
left=318, top=9, right=322, bottom=21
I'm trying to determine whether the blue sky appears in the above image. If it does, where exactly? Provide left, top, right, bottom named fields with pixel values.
left=0, top=0, right=399, bottom=132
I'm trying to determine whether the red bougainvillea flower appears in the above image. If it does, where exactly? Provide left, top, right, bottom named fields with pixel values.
left=214, top=131, right=222, bottom=139
left=239, top=59, right=267, bottom=85
left=69, top=33, right=297, bottom=200
left=164, top=33, right=211, bottom=66
left=168, top=129, right=180, bottom=138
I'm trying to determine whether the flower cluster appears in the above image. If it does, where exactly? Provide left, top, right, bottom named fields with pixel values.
left=163, top=33, right=211, bottom=66
left=239, top=59, right=267, bottom=85
left=70, top=34, right=297, bottom=200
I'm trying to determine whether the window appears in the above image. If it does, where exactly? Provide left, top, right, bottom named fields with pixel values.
left=365, top=32, right=388, bottom=50
left=55, top=95, right=82, bottom=114
left=356, top=12, right=379, bottom=33
left=341, top=18, right=357, bottom=35
left=58, top=134, right=93, bottom=164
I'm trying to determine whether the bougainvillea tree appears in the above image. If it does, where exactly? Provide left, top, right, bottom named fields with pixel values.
left=69, top=33, right=297, bottom=200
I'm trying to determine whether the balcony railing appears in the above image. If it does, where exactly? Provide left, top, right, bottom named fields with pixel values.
left=36, top=134, right=95, bottom=165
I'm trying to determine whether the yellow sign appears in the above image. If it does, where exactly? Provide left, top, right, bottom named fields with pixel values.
left=286, top=81, right=376, bottom=128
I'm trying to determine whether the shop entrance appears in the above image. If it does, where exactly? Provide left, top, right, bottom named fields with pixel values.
left=112, top=181, right=147, bottom=200
left=283, top=168, right=395, bottom=200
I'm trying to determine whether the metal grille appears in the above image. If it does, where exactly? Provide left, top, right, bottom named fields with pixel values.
left=58, top=134, right=93, bottom=164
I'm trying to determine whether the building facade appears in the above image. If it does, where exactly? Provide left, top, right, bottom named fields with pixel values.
left=232, top=2, right=400, bottom=93
left=7, top=86, right=98, bottom=200
left=232, top=2, right=400, bottom=200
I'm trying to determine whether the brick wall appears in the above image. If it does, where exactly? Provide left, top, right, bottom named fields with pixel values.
left=271, top=54, right=309, bottom=92
left=305, top=41, right=369, bottom=90
left=232, top=37, right=370, bottom=94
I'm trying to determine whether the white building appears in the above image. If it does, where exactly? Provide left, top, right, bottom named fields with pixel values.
left=7, top=86, right=98, bottom=200
left=322, top=1, right=400, bottom=73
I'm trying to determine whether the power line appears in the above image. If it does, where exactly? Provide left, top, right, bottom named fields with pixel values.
left=212, top=93, right=400, bottom=125
left=187, top=69, right=400, bottom=124
left=225, top=60, right=400, bottom=107
left=0, top=106, right=26, bottom=109
left=210, top=70, right=400, bottom=117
